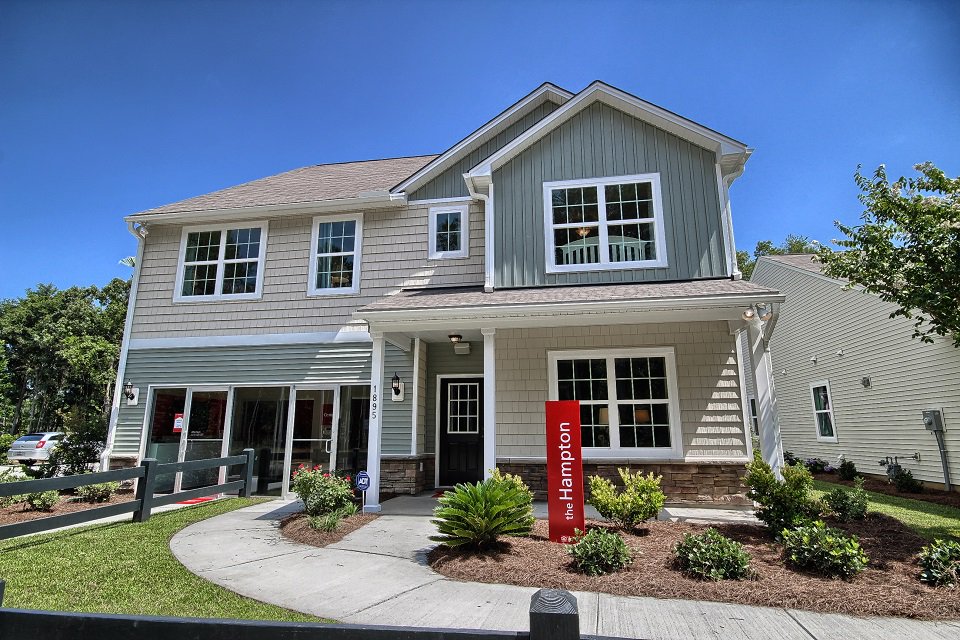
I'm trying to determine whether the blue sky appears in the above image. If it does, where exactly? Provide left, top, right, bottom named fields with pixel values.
left=1, top=0, right=957, bottom=299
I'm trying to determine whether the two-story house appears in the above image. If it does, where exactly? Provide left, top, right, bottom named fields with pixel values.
left=103, top=81, right=786, bottom=511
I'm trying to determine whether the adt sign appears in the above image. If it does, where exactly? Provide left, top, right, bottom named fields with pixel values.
left=355, top=471, right=371, bottom=492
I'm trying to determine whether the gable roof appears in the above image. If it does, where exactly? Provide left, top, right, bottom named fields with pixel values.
left=464, top=81, right=752, bottom=193
left=127, top=155, right=437, bottom=222
left=390, top=82, right=573, bottom=195
left=760, top=254, right=824, bottom=275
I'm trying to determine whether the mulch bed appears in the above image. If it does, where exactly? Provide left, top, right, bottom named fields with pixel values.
left=814, top=472, right=960, bottom=510
left=279, top=512, right=378, bottom=548
left=0, top=489, right=136, bottom=526
left=429, top=516, right=960, bottom=620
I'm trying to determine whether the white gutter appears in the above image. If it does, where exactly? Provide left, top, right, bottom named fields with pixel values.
left=99, top=221, right=147, bottom=470
left=464, top=173, right=495, bottom=292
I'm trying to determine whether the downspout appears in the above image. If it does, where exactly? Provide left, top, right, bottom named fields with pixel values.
left=99, top=221, right=147, bottom=470
left=465, top=173, right=495, bottom=292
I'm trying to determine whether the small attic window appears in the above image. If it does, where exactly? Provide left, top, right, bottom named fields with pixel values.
left=428, top=205, right=469, bottom=260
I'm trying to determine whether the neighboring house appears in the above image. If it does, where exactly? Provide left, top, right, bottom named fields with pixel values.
left=103, top=81, right=786, bottom=511
left=751, top=254, right=959, bottom=490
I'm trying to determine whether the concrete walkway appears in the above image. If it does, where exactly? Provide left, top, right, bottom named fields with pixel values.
left=170, top=498, right=960, bottom=640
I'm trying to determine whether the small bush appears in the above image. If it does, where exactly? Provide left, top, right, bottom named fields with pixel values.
left=76, top=480, right=120, bottom=503
left=0, top=433, right=17, bottom=458
left=822, top=477, right=868, bottom=522
left=490, top=468, right=534, bottom=508
left=25, top=490, right=60, bottom=512
left=674, top=528, right=752, bottom=581
left=892, top=468, right=923, bottom=493
left=567, top=527, right=633, bottom=576
left=804, top=458, right=829, bottom=473
left=783, top=450, right=798, bottom=466
left=0, top=468, right=27, bottom=508
left=837, top=458, right=858, bottom=481
left=431, top=478, right=534, bottom=549
left=918, top=539, right=960, bottom=587
left=744, top=453, right=817, bottom=534
left=587, top=469, right=665, bottom=530
left=782, top=521, right=869, bottom=579
left=307, top=502, right=359, bottom=533
left=291, top=466, right=354, bottom=516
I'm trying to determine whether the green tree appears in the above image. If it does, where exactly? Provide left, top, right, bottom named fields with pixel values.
left=738, top=235, right=818, bottom=279
left=819, top=163, right=960, bottom=346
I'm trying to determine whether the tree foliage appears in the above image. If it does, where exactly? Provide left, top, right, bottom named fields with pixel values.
left=819, top=163, right=960, bottom=346
left=738, top=235, right=818, bottom=280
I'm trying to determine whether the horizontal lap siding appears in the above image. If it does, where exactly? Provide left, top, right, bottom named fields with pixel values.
left=130, top=203, right=485, bottom=340
left=753, top=261, right=960, bottom=486
left=494, top=102, right=726, bottom=288
left=113, top=343, right=372, bottom=456
left=424, top=341, right=484, bottom=454
left=494, top=323, right=747, bottom=460
left=409, top=100, right=561, bottom=201
left=381, top=343, right=415, bottom=455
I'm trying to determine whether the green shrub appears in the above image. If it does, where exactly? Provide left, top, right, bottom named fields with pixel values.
left=744, top=453, right=817, bottom=534
left=781, top=521, right=869, bottom=579
left=918, top=539, right=960, bottom=587
left=291, top=466, right=354, bottom=516
left=892, top=468, right=923, bottom=493
left=0, top=433, right=17, bottom=458
left=76, top=481, right=120, bottom=503
left=822, top=477, right=868, bottom=522
left=567, top=527, right=633, bottom=576
left=25, top=490, right=60, bottom=512
left=803, top=457, right=829, bottom=473
left=783, top=450, right=798, bottom=465
left=587, top=469, right=665, bottom=530
left=674, top=528, right=752, bottom=581
left=837, top=458, right=858, bottom=481
left=490, top=468, right=534, bottom=507
left=0, top=468, right=26, bottom=508
left=307, top=502, right=359, bottom=533
left=38, top=409, right=107, bottom=477
left=431, top=478, right=534, bottom=549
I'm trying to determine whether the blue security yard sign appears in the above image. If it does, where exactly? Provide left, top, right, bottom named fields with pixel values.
left=355, top=471, right=371, bottom=492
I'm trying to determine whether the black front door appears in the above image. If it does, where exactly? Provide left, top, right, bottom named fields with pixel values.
left=438, top=377, right=483, bottom=486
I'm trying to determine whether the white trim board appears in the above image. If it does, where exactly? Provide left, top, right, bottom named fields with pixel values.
left=128, top=330, right=372, bottom=350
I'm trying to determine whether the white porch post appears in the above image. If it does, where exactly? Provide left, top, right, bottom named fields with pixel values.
left=746, top=320, right=785, bottom=477
left=481, top=328, right=497, bottom=480
left=364, top=331, right=385, bottom=512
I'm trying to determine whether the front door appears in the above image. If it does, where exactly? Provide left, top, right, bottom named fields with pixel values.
left=438, top=377, right=483, bottom=486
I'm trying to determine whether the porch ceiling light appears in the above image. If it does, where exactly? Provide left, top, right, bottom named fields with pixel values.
left=448, top=334, right=463, bottom=344
left=741, top=308, right=756, bottom=321
left=391, top=372, right=402, bottom=397
left=122, top=381, right=136, bottom=401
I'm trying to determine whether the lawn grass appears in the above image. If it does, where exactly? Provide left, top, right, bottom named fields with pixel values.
left=0, top=497, right=327, bottom=621
left=812, top=479, right=960, bottom=541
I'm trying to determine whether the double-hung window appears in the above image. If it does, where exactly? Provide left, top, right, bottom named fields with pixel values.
left=549, top=348, right=681, bottom=457
left=428, top=205, right=469, bottom=259
left=543, top=173, right=666, bottom=273
left=810, top=380, right=837, bottom=442
left=175, top=222, right=267, bottom=301
left=309, top=214, right=362, bottom=295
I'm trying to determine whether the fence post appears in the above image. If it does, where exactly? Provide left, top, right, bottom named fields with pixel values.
left=0, top=578, right=5, bottom=607
left=133, top=458, right=158, bottom=523
left=530, top=588, right=578, bottom=640
left=241, top=448, right=255, bottom=498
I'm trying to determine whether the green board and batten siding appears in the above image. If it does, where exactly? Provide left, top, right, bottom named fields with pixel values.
left=408, top=100, right=561, bottom=201
left=493, top=101, right=728, bottom=288
left=113, top=342, right=416, bottom=458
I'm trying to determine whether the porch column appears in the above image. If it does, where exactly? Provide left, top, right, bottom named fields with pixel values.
left=746, top=321, right=785, bottom=477
left=481, top=328, right=497, bottom=480
left=364, top=331, right=385, bottom=512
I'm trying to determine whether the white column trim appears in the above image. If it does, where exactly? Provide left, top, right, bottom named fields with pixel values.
left=481, top=327, right=496, bottom=480
left=747, top=319, right=784, bottom=477
left=364, top=332, right=385, bottom=512
left=410, top=337, right=421, bottom=455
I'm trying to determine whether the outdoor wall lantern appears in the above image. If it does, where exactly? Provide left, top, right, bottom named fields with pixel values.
left=391, top=372, right=404, bottom=402
left=122, top=381, right=135, bottom=400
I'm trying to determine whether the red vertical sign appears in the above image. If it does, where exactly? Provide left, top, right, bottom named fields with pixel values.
left=545, top=400, right=585, bottom=543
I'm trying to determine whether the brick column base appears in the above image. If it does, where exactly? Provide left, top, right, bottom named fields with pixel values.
left=380, top=455, right=436, bottom=495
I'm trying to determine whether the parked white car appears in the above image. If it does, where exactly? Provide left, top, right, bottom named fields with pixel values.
left=6, top=432, right=65, bottom=465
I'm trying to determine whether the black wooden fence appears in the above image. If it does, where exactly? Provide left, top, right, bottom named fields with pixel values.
left=0, top=585, right=603, bottom=640
left=0, top=449, right=255, bottom=540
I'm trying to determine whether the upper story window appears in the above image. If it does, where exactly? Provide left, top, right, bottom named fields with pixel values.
left=428, top=205, right=469, bottom=259
left=810, top=380, right=837, bottom=443
left=542, top=173, right=666, bottom=273
left=309, top=214, right=362, bottom=296
left=548, top=347, right=681, bottom=458
left=175, top=222, right=267, bottom=302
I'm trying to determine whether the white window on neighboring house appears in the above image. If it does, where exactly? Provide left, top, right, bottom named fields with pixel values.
left=810, top=380, right=837, bottom=442
left=548, top=347, right=682, bottom=458
left=748, top=397, right=759, bottom=437
left=428, top=205, right=469, bottom=259
left=309, top=214, right=362, bottom=295
left=543, top=173, right=667, bottom=273
left=175, top=222, right=267, bottom=302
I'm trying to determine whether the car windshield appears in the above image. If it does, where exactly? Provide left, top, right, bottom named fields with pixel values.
left=17, top=434, right=44, bottom=442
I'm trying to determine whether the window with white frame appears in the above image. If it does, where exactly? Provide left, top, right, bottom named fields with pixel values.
left=543, top=173, right=666, bottom=273
left=550, top=348, right=680, bottom=455
left=428, top=205, right=469, bottom=259
left=176, top=223, right=267, bottom=301
left=447, top=382, right=480, bottom=433
left=309, top=215, right=362, bottom=295
left=810, top=381, right=837, bottom=442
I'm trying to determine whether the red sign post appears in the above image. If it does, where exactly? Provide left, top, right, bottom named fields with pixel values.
left=545, top=400, right=585, bottom=543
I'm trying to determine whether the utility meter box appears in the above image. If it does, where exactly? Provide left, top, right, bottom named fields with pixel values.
left=922, top=409, right=945, bottom=432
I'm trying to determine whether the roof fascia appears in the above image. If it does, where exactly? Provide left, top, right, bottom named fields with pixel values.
left=466, top=81, right=751, bottom=179
left=390, top=83, right=573, bottom=195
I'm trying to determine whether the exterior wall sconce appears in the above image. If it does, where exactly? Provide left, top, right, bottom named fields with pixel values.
left=448, top=334, right=462, bottom=344
left=861, top=376, right=872, bottom=388
left=756, top=305, right=773, bottom=321
left=122, top=381, right=139, bottom=406
left=810, top=355, right=818, bottom=364
left=391, top=372, right=404, bottom=402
